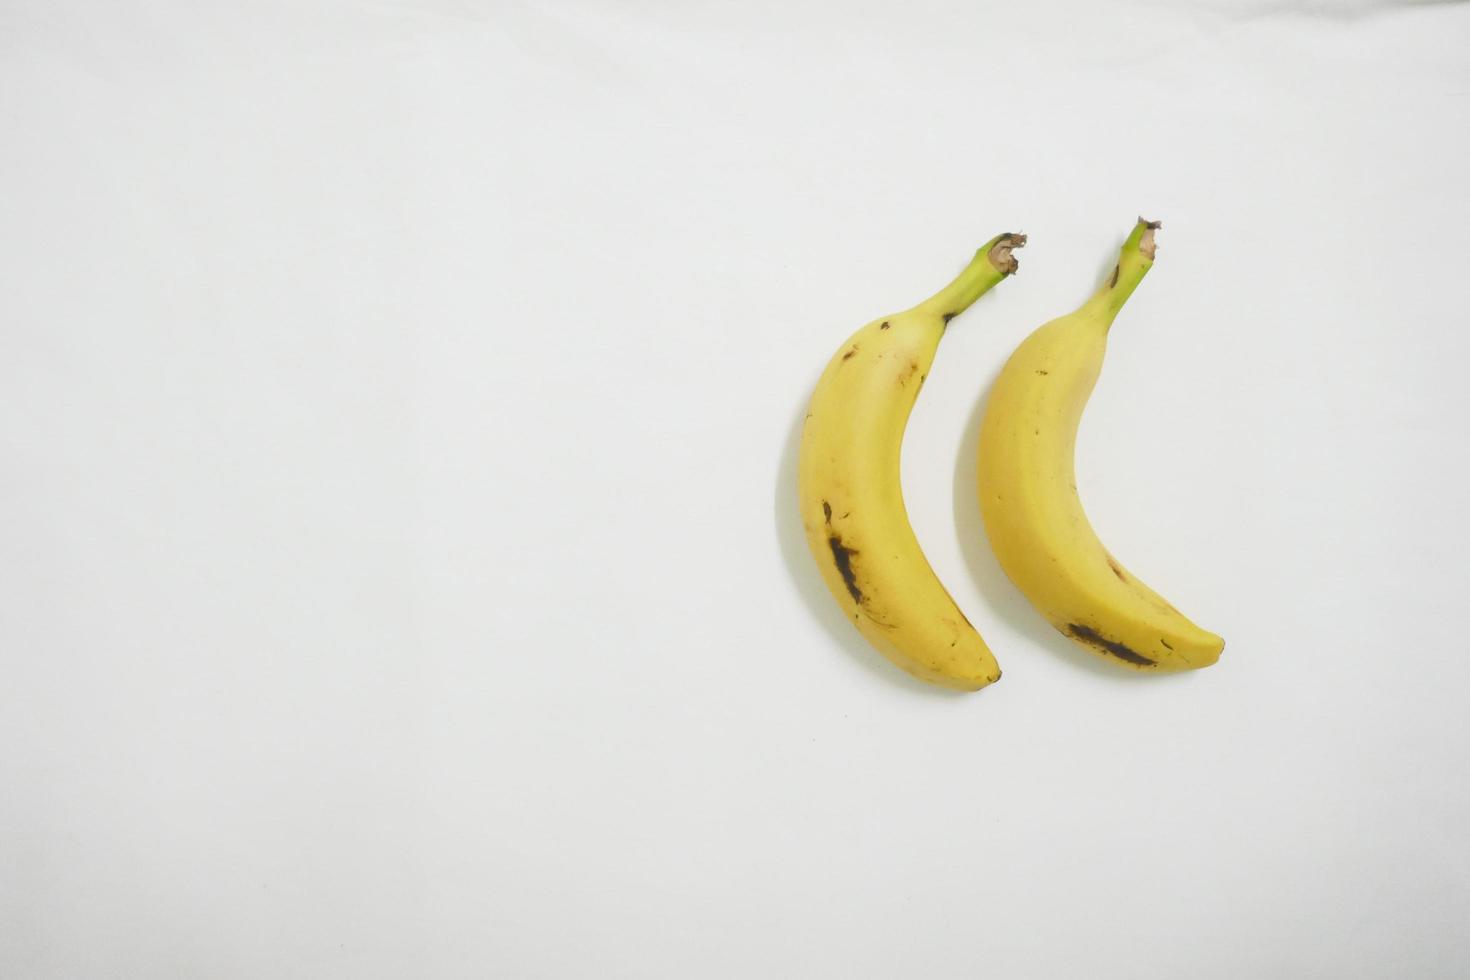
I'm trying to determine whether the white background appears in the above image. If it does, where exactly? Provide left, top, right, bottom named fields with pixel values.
left=3, top=1, right=1469, bottom=977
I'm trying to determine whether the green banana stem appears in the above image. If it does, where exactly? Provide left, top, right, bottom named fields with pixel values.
left=1080, top=218, right=1160, bottom=327
left=912, top=232, right=1026, bottom=321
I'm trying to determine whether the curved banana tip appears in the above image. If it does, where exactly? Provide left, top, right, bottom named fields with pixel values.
left=1188, top=633, right=1225, bottom=670
left=927, top=667, right=1002, bottom=692
left=987, top=233, right=1027, bottom=275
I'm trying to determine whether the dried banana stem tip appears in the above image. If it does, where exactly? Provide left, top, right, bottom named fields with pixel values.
left=987, top=233, right=1027, bottom=275
left=1137, top=218, right=1161, bottom=260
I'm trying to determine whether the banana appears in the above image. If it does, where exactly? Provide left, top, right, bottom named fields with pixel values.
left=799, top=233, right=1024, bottom=690
left=977, top=219, right=1223, bottom=671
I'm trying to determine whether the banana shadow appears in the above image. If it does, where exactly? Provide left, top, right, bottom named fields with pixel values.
left=952, top=370, right=1195, bottom=684
left=774, top=389, right=967, bottom=699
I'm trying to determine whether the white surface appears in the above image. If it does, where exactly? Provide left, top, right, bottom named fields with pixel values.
left=3, top=1, right=1469, bottom=976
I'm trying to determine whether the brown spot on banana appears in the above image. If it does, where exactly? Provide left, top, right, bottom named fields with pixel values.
left=821, top=500, right=864, bottom=604
left=828, top=535, right=863, bottom=604
left=1065, top=623, right=1157, bottom=666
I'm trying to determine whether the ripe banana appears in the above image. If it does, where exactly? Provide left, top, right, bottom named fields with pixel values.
left=977, top=219, right=1223, bottom=671
left=799, top=233, right=1024, bottom=690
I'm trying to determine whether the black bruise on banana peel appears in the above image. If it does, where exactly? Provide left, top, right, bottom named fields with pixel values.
left=1065, top=623, right=1157, bottom=666
left=828, top=537, right=864, bottom=604
left=821, top=499, right=864, bottom=604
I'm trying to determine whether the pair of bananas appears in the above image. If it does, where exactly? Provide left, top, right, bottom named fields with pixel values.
left=798, top=219, right=1223, bottom=691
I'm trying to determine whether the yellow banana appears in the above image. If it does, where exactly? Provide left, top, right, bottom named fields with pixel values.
left=978, top=219, right=1223, bottom=671
left=799, top=233, right=1024, bottom=690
